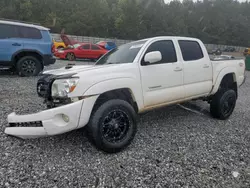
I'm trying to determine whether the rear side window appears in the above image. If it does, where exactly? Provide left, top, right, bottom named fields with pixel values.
left=144, top=40, right=177, bottom=64
left=0, top=24, right=19, bottom=39
left=91, top=45, right=100, bottom=50
left=18, top=26, right=42, bottom=39
left=178, top=40, right=204, bottom=61
left=82, top=44, right=90, bottom=49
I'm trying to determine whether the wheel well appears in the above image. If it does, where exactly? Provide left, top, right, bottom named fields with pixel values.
left=14, top=52, right=43, bottom=68
left=92, top=88, right=139, bottom=114
left=66, top=52, right=75, bottom=57
left=220, top=73, right=237, bottom=97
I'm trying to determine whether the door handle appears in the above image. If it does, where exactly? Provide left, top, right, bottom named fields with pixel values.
left=203, top=64, right=210, bottom=68
left=174, top=67, right=182, bottom=71
left=12, top=43, right=21, bottom=46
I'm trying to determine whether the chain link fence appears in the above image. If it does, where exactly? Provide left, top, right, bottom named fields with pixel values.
left=51, top=33, right=246, bottom=53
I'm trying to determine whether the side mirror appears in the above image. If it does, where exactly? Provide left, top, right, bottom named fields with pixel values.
left=144, top=51, right=162, bottom=64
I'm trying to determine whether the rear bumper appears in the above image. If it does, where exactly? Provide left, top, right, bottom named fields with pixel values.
left=54, top=52, right=66, bottom=59
left=43, top=54, right=56, bottom=65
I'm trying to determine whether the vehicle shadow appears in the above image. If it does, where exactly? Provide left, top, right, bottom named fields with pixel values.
left=0, top=69, right=17, bottom=76
left=0, top=70, right=45, bottom=79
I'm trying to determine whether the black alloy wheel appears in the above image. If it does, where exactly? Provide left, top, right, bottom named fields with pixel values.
left=17, top=56, right=42, bottom=77
left=86, top=99, right=137, bottom=153
left=101, top=110, right=130, bottom=143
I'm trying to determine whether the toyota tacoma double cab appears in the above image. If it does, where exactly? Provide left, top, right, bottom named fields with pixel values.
left=5, top=36, right=245, bottom=153
left=0, top=19, right=55, bottom=76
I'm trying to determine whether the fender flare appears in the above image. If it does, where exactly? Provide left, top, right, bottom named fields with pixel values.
left=211, top=67, right=237, bottom=94
left=83, top=78, right=144, bottom=110
left=11, top=49, right=44, bottom=63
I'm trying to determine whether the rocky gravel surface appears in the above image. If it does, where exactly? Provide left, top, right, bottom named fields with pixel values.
left=1, top=60, right=250, bottom=187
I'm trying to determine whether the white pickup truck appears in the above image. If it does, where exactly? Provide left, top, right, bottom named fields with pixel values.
left=5, top=36, right=246, bottom=153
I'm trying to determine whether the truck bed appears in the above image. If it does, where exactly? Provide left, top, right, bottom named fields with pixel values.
left=210, top=55, right=244, bottom=61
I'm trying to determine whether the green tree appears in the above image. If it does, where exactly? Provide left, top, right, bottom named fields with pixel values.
left=0, top=0, right=250, bottom=46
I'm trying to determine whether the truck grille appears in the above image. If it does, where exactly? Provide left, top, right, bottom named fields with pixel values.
left=9, top=121, right=43, bottom=127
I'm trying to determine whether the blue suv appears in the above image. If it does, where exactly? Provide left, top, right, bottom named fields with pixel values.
left=0, top=20, right=55, bottom=76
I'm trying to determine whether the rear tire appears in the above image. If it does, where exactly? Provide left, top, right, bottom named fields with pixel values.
left=210, top=89, right=236, bottom=120
left=86, top=99, right=137, bottom=153
left=16, top=56, right=42, bottom=77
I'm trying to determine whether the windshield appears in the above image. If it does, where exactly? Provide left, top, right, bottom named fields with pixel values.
left=95, top=40, right=147, bottom=65
left=73, top=44, right=81, bottom=48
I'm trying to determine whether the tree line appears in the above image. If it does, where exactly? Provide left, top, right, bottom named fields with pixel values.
left=0, top=0, right=250, bottom=46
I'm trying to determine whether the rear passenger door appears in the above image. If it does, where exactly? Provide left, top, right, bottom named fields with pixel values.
left=0, top=24, right=23, bottom=64
left=178, top=40, right=213, bottom=98
left=139, top=40, right=184, bottom=107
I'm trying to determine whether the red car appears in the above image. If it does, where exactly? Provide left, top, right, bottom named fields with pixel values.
left=54, top=43, right=108, bottom=61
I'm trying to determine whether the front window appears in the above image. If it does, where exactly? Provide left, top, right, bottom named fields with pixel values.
left=95, top=40, right=147, bottom=65
left=142, top=40, right=177, bottom=65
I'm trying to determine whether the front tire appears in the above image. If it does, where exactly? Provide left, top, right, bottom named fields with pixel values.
left=16, top=56, right=42, bottom=77
left=87, top=99, right=137, bottom=153
left=210, top=89, right=236, bottom=120
left=66, top=53, right=75, bottom=61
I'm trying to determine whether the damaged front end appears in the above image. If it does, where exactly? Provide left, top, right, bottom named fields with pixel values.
left=5, top=73, right=84, bottom=139
left=37, top=73, right=77, bottom=108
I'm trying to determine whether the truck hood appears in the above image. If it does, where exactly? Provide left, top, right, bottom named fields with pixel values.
left=42, top=64, right=116, bottom=76
left=42, top=63, right=138, bottom=98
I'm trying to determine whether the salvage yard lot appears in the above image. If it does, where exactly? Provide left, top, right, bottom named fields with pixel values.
left=0, top=60, right=250, bottom=187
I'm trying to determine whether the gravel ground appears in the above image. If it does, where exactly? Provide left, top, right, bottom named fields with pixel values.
left=0, top=60, right=250, bottom=188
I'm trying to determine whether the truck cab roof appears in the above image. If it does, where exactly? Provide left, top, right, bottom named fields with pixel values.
left=139, top=36, right=199, bottom=41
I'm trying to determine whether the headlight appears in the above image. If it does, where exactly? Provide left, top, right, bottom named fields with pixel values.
left=58, top=50, right=64, bottom=53
left=51, top=78, right=79, bottom=97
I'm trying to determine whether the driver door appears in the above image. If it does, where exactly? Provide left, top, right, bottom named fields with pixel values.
left=139, top=40, right=184, bottom=107
left=76, top=44, right=91, bottom=59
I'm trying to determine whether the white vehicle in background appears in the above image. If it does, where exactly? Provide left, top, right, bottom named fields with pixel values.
left=5, top=36, right=246, bottom=153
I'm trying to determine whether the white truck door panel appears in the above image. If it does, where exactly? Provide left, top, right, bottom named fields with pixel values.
left=178, top=40, right=213, bottom=98
left=139, top=40, right=184, bottom=107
